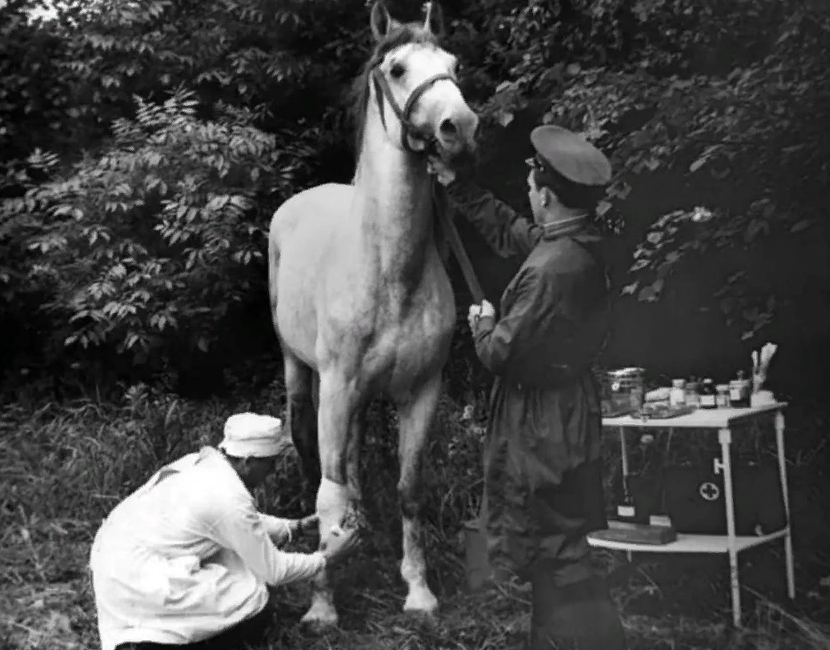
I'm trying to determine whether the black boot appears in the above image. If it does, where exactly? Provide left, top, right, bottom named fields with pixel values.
left=530, top=575, right=626, bottom=650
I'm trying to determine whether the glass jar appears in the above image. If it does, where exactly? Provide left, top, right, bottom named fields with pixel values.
left=607, top=367, right=645, bottom=413
left=699, top=378, right=717, bottom=409
left=716, top=384, right=731, bottom=408
left=670, top=379, right=686, bottom=407
left=729, top=370, right=751, bottom=407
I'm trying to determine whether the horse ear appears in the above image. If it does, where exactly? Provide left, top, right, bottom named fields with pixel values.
left=370, top=1, right=400, bottom=41
left=422, top=1, right=445, bottom=38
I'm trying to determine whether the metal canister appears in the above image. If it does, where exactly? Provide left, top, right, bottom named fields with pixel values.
left=607, top=367, right=645, bottom=412
left=729, top=378, right=751, bottom=407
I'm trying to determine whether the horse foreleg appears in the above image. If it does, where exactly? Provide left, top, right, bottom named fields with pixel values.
left=283, top=350, right=320, bottom=512
left=301, top=371, right=358, bottom=630
left=396, top=373, right=441, bottom=617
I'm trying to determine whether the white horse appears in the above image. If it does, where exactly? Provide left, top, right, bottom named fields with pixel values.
left=267, top=0, right=478, bottom=629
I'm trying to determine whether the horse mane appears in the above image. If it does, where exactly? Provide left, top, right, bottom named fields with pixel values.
left=348, top=22, right=440, bottom=165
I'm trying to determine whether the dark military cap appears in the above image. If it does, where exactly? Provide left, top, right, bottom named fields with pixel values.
left=530, top=125, right=612, bottom=187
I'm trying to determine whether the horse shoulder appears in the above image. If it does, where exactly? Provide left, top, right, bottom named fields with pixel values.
left=271, top=183, right=353, bottom=237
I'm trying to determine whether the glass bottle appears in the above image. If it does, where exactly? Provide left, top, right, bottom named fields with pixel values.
left=617, top=475, right=638, bottom=523
left=685, top=377, right=700, bottom=408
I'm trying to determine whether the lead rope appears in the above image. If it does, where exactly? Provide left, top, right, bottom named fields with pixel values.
left=431, top=179, right=485, bottom=303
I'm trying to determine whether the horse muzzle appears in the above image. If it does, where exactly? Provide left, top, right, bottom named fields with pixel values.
left=434, top=108, right=479, bottom=160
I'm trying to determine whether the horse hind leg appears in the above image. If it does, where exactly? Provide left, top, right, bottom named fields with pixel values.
left=396, top=373, right=441, bottom=617
left=283, top=348, right=320, bottom=512
left=346, top=403, right=368, bottom=524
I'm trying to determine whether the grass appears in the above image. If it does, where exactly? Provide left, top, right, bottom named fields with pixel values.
left=1, top=375, right=829, bottom=650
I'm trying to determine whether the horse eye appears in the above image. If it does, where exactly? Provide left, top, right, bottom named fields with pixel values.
left=390, top=63, right=405, bottom=79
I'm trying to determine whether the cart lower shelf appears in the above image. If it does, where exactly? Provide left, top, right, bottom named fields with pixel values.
left=587, top=527, right=789, bottom=554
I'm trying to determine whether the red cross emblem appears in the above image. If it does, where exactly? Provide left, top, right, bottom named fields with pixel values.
left=699, top=481, right=720, bottom=501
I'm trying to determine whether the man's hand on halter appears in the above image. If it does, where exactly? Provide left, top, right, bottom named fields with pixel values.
left=427, top=154, right=456, bottom=186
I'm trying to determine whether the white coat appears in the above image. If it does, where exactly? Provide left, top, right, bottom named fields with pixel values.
left=89, top=446, right=326, bottom=650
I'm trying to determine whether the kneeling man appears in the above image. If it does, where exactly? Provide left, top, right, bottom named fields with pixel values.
left=90, top=412, right=358, bottom=650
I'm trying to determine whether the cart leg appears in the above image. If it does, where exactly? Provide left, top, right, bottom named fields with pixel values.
left=619, top=426, right=629, bottom=480
left=775, top=411, right=796, bottom=599
left=719, top=427, right=741, bottom=628
left=619, top=426, right=632, bottom=563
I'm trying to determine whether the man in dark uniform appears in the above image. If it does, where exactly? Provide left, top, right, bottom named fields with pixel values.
left=448, top=125, right=626, bottom=650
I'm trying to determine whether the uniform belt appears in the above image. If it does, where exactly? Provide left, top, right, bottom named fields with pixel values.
left=504, top=364, right=581, bottom=390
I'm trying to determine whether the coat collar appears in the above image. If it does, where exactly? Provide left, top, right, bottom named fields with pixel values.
left=541, top=215, right=604, bottom=242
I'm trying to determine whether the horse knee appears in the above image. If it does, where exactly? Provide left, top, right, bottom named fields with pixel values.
left=397, top=480, right=422, bottom=520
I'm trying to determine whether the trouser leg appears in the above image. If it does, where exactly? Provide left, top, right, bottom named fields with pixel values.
left=200, top=607, right=271, bottom=649
left=528, top=460, right=626, bottom=650
left=530, top=564, right=626, bottom=650
left=113, top=607, right=272, bottom=650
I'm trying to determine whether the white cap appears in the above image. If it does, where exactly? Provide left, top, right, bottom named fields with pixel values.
left=218, top=412, right=289, bottom=458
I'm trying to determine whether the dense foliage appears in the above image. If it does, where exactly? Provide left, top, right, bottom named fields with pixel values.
left=3, top=90, right=303, bottom=365
left=1, top=0, right=827, bottom=394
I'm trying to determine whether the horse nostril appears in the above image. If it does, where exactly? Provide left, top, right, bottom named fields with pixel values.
left=439, top=118, right=457, bottom=137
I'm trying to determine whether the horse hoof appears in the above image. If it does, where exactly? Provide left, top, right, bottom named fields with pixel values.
left=403, top=607, right=437, bottom=624
left=300, top=605, right=339, bottom=633
left=403, top=589, right=439, bottom=618
left=300, top=614, right=339, bottom=633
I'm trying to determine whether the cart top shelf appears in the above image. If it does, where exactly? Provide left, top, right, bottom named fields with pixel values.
left=602, top=401, right=787, bottom=430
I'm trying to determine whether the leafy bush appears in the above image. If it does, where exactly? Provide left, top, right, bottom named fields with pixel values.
left=1, top=90, right=312, bottom=367
left=474, top=0, right=829, bottom=343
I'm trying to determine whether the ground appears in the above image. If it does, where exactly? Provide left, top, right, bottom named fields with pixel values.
left=2, top=375, right=829, bottom=650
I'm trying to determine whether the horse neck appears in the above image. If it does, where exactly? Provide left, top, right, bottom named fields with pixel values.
left=352, top=104, right=434, bottom=282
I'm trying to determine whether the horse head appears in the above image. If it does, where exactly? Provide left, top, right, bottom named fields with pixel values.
left=367, top=1, right=478, bottom=170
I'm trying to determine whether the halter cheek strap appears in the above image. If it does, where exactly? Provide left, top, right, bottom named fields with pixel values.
left=371, top=66, right=457, bottom=154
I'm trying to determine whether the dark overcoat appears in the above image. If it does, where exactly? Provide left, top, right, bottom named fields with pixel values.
left=450, top=180, right=611, bottom=583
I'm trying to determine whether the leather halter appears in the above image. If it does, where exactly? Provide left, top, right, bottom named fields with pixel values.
left=371, top=63, right=457, bottom=154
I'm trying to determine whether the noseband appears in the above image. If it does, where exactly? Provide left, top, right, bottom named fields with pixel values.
left=371, top=64, right=457, bottom=155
